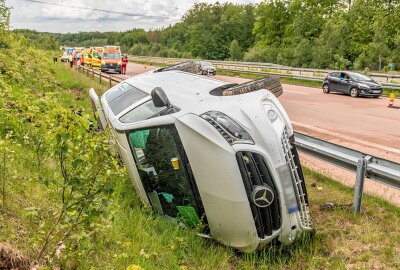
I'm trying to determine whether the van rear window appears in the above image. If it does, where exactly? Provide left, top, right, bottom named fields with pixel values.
left=106, top=82, right=148, bottom=115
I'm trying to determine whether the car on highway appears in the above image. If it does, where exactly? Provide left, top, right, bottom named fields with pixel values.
left=89, top=61, right=312, bottom=252
left=199, top=61, right=217, bottom=75
left=322, top=71, right=382, bottom=97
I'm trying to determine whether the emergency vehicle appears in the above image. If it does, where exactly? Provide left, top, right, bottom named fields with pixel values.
left=82, top=48, right=102, bottom=69
left=100, top=46, right=122, bottom=73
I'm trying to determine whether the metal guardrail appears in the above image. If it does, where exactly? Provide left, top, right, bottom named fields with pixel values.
left=77, top=64, right=400, bottom=213
left=130, top=55, right=400, bottom=90
left=78, top=65, right=124, bottom=86
left=294, top=133, right=400, bottom=212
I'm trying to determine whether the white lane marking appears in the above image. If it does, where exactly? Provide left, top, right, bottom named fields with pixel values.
left=292, top=121, right=400, bottom=155
left=284, top=90, right=309, bottom=95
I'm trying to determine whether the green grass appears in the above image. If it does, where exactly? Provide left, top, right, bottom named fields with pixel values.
left=1, top=60, right=400, bottom=269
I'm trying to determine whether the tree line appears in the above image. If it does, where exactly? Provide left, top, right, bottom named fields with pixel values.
left=17, top=1, right=400, bottom=70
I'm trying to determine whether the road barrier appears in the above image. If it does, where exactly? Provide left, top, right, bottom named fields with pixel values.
left=294, top=133, right=400, bottom=213
left=78, top=65, right=400, bottom=213
left=129, top=55, right=400, bottom=90
left=79, top=66, right=124, bottom=87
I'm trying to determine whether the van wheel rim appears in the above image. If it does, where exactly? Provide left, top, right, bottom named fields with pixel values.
left=323, top=85, right=329, bottom=93
left=351, top=88, right=358, bottom=97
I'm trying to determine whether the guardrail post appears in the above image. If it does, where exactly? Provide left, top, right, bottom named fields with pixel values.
left=92, top=68, right=94, bottom=78
left=109, top=75, right=112, bottom=87
left=353, top=156, right=370, bottom=213
left=99, top=71, right=102, bottom=83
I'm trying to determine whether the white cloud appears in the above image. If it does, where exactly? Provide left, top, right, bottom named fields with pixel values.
left=6, top=0, right=260, bottom=33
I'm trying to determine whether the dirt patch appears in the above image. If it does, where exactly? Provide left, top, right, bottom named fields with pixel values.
left=0, top=243, right=32, bottom=270
left=69, top=88, right=84, bottom=100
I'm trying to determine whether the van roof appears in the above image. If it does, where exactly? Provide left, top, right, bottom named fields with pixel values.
left=105, top=70, right=227, bottom=118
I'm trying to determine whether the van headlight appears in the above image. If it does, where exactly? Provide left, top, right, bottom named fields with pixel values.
left=201, top=111, right=254, bottom=145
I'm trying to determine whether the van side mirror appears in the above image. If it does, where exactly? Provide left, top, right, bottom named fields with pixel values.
left=151, top=87, right=171, bottom=108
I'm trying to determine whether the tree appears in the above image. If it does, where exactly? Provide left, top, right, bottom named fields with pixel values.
left=0, top=0, right=9, bottom=30
left=367, top=15, right=390, bottom=70
left=229, top=39, right=242, bottom=60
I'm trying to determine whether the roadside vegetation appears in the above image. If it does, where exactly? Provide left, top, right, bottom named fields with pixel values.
left=1, top=2, right=400, bottom=269
left=33, top=0, right=400, bottom=72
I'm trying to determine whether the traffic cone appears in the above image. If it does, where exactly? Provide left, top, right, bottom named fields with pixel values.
left=388, top=93, right=395, bottom=108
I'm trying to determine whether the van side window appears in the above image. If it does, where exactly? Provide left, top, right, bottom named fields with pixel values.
left=119, top=100, right=164, bottom=123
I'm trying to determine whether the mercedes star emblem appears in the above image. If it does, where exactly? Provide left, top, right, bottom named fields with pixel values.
left=251, top=185, right=274, bottom=208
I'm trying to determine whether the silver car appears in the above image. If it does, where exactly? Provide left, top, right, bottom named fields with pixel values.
left=89, top=62, right=312, bottom=252
left=199, top=61, right=217, bottom=75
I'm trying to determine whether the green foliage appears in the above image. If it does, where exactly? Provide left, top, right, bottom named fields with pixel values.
left=0, top=0, right=9, bottom=30
left=229, top=39, right=242, bottom=61
left=51, top=3, right=255, bottom=60
left=0, top=0, right=9, bottom=48
left=12, top=29, right=59, bottom=50
left=250, top=0, right=400, bottom=70
left=14, top=0, right=400, bottom=70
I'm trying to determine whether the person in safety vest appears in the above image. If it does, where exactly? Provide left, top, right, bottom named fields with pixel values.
left=121, top=54, right=128, bottom=75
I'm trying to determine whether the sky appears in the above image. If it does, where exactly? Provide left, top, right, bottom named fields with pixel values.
left=6, top=0, right=260, bottom=33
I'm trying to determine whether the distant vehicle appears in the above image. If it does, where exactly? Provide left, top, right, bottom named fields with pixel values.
left=91, top=47, right=104, bottom=55
left=322, top=71, right=382, bottom=98
left=100, top=46, right=122, bottom=74
left=89, top=61, right=312, bottom=253
left=199, top=61, right=216, bottom=75
left=104, top=45, right=121, bottom=51
left=60, top=52, right=70, bottom=62
left=82, top=48, right=102, bottom=69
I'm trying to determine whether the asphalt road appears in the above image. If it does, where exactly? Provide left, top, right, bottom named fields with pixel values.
left=117, top=63, right=400, bottom=205
left=121, top=63, right=400, bottom=158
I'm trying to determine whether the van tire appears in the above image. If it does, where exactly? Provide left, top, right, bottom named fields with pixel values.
left=222, top=76, right=283, bottom=98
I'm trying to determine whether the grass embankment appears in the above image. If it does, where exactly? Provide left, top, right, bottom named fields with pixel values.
left=1, top=47, right=400, bottom=269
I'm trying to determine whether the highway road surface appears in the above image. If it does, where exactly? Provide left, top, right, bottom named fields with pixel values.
left=116, top=63, right=400, bottom=205
left=122, top=63, right=400, bottom=159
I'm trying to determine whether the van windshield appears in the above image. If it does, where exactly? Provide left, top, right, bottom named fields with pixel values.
left=129, top=126, right=204, bottom=227
left=103, top=52, right=121, bottom=59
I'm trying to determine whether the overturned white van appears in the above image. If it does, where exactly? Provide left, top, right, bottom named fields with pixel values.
left=89, top=62, right=312, bottom=252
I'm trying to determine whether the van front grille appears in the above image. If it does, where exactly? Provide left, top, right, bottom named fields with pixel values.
left=236, top=152, right=281, bottom=238
left=281, top=129, right=312, bottom=229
